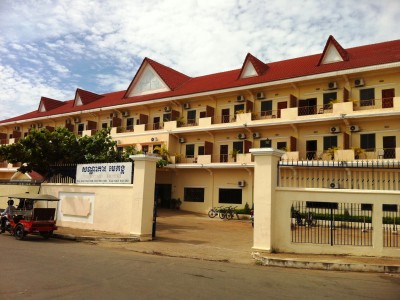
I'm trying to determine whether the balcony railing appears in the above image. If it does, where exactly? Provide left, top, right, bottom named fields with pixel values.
left=354, top=98, right=394, bottom=110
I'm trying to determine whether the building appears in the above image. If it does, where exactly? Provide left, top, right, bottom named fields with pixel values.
left=0, top=35, right=399, bottom=216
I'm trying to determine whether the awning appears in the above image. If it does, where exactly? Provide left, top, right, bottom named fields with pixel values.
left=7, top=193, right=60, bottom=201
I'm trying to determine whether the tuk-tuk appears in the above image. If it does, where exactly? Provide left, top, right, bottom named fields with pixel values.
left=3, top=193, right=59, bottom=240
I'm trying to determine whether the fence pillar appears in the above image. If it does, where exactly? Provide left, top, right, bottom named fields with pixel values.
left=129, top=154, right=159, bottom=241
left=250, top=148, right=284, bottom=252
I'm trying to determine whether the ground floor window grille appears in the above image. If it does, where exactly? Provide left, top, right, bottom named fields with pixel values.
left=383, top=204, right=400, bottom=247
left=291, top=201, right=372, bottom=246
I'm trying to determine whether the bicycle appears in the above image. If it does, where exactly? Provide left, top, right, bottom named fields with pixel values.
left=208, top=206, right=223, bottom=218
left=293, top=210, right=316, bottom=226
left=224, top=206, right=238, bottom=220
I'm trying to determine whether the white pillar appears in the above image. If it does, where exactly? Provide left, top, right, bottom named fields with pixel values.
left=129, top=154, right=159, bottom=241
left=250, top=148, right=284, bottom=252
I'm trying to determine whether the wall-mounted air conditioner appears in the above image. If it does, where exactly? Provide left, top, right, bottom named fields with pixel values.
left=256, top=92, right=265, bottom=100
left=179, top=137, right=186, bottom=143
left=14, top=126, right=20, bottom=131
left=183, top=103, right=191, bottom=109
left=238, top=180, right=246, bottom=187
left=122, top=111, right=130, bottom=117
left=164, top=106, right=171, bottom=112
left=110, top=112, right=117, bottom=118
left=330, top=126, right=340, bottom=134
left=252, top=132, right=261, bottom=139
left=151, top=137, right=158, bottom=142
left=237, top=133, right=246, bottom=139
left=37, top=123, right=43, bottom=128
left=349, top=125, right=360, bottom=132
left=65, top=119, right=71, bottom=124
left=328, top=82, right=338, bottom=90
left=74, top=117, right=81, bottom=123
left=236, top=95, right=245, bottom=102
left=354, top=78, right=365, bottom=87
left=329, top=182, right=339, bottom=189
left=30, top=124, right=36, bottom=129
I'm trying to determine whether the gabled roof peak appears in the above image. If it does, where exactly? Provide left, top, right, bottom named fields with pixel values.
left=238, top=53, right=269, bottom=79
left=124, top=57, right=191, bottom=98
left=318, top=35, right=349, bottom=65
left=38, top=97, right=66, bottom=112
left=74, top=88, right=104, bottom=106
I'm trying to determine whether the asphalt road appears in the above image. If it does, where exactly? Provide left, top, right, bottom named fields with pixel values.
left=0, top=234, right=399, bottom=300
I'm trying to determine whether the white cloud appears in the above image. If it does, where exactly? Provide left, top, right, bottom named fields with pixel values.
left=0, top=0, right=399, bottom=120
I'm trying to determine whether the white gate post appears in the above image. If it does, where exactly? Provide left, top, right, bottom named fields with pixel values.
left=250, top=148, right=284, bottom=252
left=129, top=154, right=159, bottom=240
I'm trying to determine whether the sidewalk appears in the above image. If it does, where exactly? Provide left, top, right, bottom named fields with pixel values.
left=54, top=209, right=400, bottom=273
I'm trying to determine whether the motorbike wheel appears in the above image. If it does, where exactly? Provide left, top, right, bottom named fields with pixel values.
left=208, top=210, right=217, bottom=218
left=40, top=231, right=53, bottom=240
left=219, top=211, right=226, bottom=219
left=14, top=224, right=25, bottom=240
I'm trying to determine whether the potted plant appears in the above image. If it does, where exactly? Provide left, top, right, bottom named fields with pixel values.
left=352, top=147, right=365, bottom=159
left=326, top=146, right=339, bottom=160
left=229, top=149, right=240, bottom=162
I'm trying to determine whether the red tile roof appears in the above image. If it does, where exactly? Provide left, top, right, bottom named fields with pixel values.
left=2, top=36, right=400, bottom=124
left=38, top=97, right=66, bottom=111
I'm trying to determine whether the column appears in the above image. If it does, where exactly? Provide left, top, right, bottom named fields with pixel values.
left=250, top=148, right=284, bottom=252
left=129, top=154, right=159, bottom=241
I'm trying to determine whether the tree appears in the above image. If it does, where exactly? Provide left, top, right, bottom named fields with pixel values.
left=0, top=127, right=124, bottom=178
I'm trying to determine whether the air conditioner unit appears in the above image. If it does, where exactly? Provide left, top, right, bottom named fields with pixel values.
left=179, top=137, right=186, bottom=143
left=236, top=95, right=245, bottom=102
left=238, top=180, right=246, bottom=187
left=256, top=92, right=265, bottom=99
left=65, top=119, right=71, bottom=124
left=330, top=126, right=340, bottom=134
left=74, top=117, right=81, bottom=123
left=237, top=133, right=246, bottom=139
left=30, top=124, right=36, bottom=129
left=349, top=125, right=360, bottom=132
left=329, top=182, right=339, bottom=189
left=164, top=106, right=171, bottom=112
left=328, top=81, right=338, bottom=90
left=122, top=111, right=130, bottom=117
left=252, top=132, right=261, bottom=139
left=14, top=126, right=20, bottom=131
left=151, top=137, right=158, bottom=142
left=183, top=103, right=191, bottom=109
left=37, top=123, right=43, bottom=128
left=110, top=112, right=117, bottom=118
left=354, top=78, right=365, bottom=87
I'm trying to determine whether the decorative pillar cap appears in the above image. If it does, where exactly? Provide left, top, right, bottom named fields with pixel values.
left=129, top=154, right=160, bottom=162
left=250, top=148, right=285, bottom=158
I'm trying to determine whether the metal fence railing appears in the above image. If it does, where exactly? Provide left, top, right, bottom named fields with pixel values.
left=291, top=201, right=373, bottom=246
left=383, top=204, right=400, bottom=248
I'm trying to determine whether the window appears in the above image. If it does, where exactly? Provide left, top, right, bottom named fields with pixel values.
left=233, top=141, right=243, bottom=154
left=153, top=144, right=161, bottom=154
left=184, top=188, right=205, bottom=202
left=187, top=110, right=196, bottom=125
left=277, top=141, right=287, bottom=150
left=261, top=100, right=272, bottom=116
left=260, top=139, right=272, bottom=148
left=360, top=133, right=375, bottom=151
left=323, top=92, right=337, bottom=109
left=126, top=118, right=134, bottom=131
left=234, top=104, right=245, bottom=113
left=360, top=88, right=375, bottom=106
left=142, top=145, right=149, bottom=153
left=323, top=136, right=338, bottom=150
left=219, top=188, right=242, bottom=204
left=102, top=122, right=108, bottom=129
left=77, top=123, right=84, bottom=134
left=198, top=146, right=205, bottom=155
left=186, top=144, right=195, bottom=158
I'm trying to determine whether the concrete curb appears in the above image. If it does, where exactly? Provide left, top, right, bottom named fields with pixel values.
left=53, top=233, right=140, bottom=243
left=252, top=252, right=400, bottom=273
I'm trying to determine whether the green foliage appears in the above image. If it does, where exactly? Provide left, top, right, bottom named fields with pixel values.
left=0, top=127, right=125, bottom=177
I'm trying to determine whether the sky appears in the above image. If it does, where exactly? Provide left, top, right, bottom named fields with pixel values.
left=0, top=0, right=399, bottom=121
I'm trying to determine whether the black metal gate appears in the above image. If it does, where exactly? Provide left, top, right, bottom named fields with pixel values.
left=291, top=201, right=373, bottom=246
